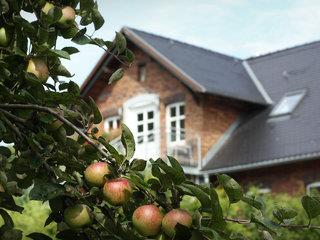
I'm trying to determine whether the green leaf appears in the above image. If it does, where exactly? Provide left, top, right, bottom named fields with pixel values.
left=88, top=97, right=102, bottom=124
left=29, top=179, right=65, bottom=201
left=242, top=194, right=265, bottom=210
left=155, top=159, right=185, bottom=185
left=49, top=49, right=70, bottom=60
left=68, top=81, right=80, bottom=95
left=301, top=195, right=320, bottom=220
left=0, top=193, right=24, bottom=212
left=0, top=0, right=9, bottom=14
left=168, top=156, right=185, bottom=181
left=208, top=187, right=226, bottom=230
left=273, top=206, right=297, bottom=223
left=182, top=183, right=211, bottom=209
left=98, top=137, right=124, bottom=163
left=108, top=68, right=124, bottom=84
left=92, top=2, right=105, bottom=30
left=217, top=174, right=243, bottom=204
left=0, top=146, right=11, bottom=158
left=115, top=32, right=127, bottom=54
left=0, top=208, right=14, bottom=230
left=250, top=214, right=279, bottom=235
left=27, top=233, right=52, bottom=240
left=61, top=47, right=79, bottom=55
left=72, top=34, right=91, bottom=45
left=130, top=159, right=147, bottom=171
left=42, top=6, right=62, bottom=25
left=52, top=64, right=72, bottom=77
left=1, top=229, right=23, bottom=240
left=121, top=123, right=135, bottom=160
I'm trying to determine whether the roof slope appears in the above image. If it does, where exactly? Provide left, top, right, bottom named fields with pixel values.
left=127, top=28, right=267, bottom=105
left=202, top=41, right=320, bottom=172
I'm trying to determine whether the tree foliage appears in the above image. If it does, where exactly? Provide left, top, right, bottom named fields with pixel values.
left=0, top=0, right=319, bottom=239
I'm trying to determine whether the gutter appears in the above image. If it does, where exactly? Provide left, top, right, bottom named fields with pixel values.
left=200, top=151, right=320, bottom=175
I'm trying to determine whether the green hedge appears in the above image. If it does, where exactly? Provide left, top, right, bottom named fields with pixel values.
left=181, top=188, right=320, bottom=239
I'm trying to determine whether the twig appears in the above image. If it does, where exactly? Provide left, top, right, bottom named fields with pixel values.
left=0, top=113, right=22, bottom=140
left=0, top=103, right=115, bottom=165
left=224, top=217, right=320, bottom=230
left=0, top=109, right=27, bottom=124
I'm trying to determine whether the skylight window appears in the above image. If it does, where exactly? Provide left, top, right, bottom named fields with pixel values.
left=269, top=90, right=306, bottom=117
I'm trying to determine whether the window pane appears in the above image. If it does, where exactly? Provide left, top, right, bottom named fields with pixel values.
left=179, top=105, right=185, bottom=116
left=137, top=136, right=143, bottom=144
left=138, top=124, right=143, bottom=133
left=148, top=133, right=154, bottom=142
left=171, top=121, right=176, bottom=128
left=116, top=119, right=120, bottom=128
left=137, top=113, right=143, bottom=121
left=109, top=120, right=113, bottom=130
left=180, top=119, right=185, bottom=129
left=270, top=91, right=306, bottom=117
left=170, top=130, right=176, bottom=142
left=170, top=107, right=176, bottom=117
left=148, top=123, right=154, bottom=131
left=148, top=111, right=154, bottom=119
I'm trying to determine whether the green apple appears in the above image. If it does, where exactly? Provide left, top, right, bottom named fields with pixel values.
left=84, top=162, right=110, bottom=187
left=42, top=2, right=55, bottom=14
left=162, top=209, right=192, bottom=237
left=0, top=27, right=11, bottom=47
left=58, top=6, right=76, bottom=28
left=132, top=204, right=163, bottom=236
left=26, top=58, right=49, bottom=83
left=64, top=204, right=92, bottom=229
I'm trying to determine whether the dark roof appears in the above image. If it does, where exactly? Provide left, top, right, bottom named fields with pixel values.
left=125, top=28, right=267, bottom=105
left=202, top=41, right=320, bottom=172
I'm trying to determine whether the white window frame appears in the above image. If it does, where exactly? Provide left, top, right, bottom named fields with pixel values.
left=269, top=90, right=306, bottom=117
left=307, top=182, right=320, bottom=194
left=104, top=116, right=120, bottom=132
left=166, top=102, right=185, bottom=145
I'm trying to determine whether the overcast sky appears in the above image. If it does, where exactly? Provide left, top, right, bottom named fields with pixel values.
left=59, top=0, right=320, bottom=86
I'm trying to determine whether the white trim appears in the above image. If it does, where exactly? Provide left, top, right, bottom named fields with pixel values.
left=123, top=94, right=160, bottom=159
left=242, top=61, right=273, bottom=104
left=104, top=116, right=120, bottom=132
left=166, top=102, right=186, bottom=145
left=123, top=94, right=159, bottom=110
left=307, top=182, right=320, bottom=194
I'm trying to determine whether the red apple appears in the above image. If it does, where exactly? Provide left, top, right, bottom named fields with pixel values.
left=58, top=6, right=76, bottom=28
left=84, top=162, right=110, bottom=187
left=103, top=178, right=132, bottom=206
left=0, top=27, right=11, bottom=47
left=132, top=204, right=163, bottom=236
left=162, top=209, right=192, bottom=237
left=64, top=204, right=92, bottom=229
left=26, top=58, right=49, bottom=83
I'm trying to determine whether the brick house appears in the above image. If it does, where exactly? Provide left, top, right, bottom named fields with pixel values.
left=81, top=27, right=320, bottom=194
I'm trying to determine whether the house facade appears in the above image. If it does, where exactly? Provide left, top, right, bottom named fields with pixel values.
left=81, top=27, right=320, bottom=194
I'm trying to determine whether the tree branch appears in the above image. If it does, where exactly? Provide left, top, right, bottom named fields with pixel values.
left=0, top=109, right=27, bottom=124
left=0, top=103, right=115, bottom=165
left=224, top=217, right=320, bottom=230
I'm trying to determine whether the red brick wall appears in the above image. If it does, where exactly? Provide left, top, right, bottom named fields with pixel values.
left=87, top=46, right=243, bottom=163
left=228, top=159, right=320, bottom=195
